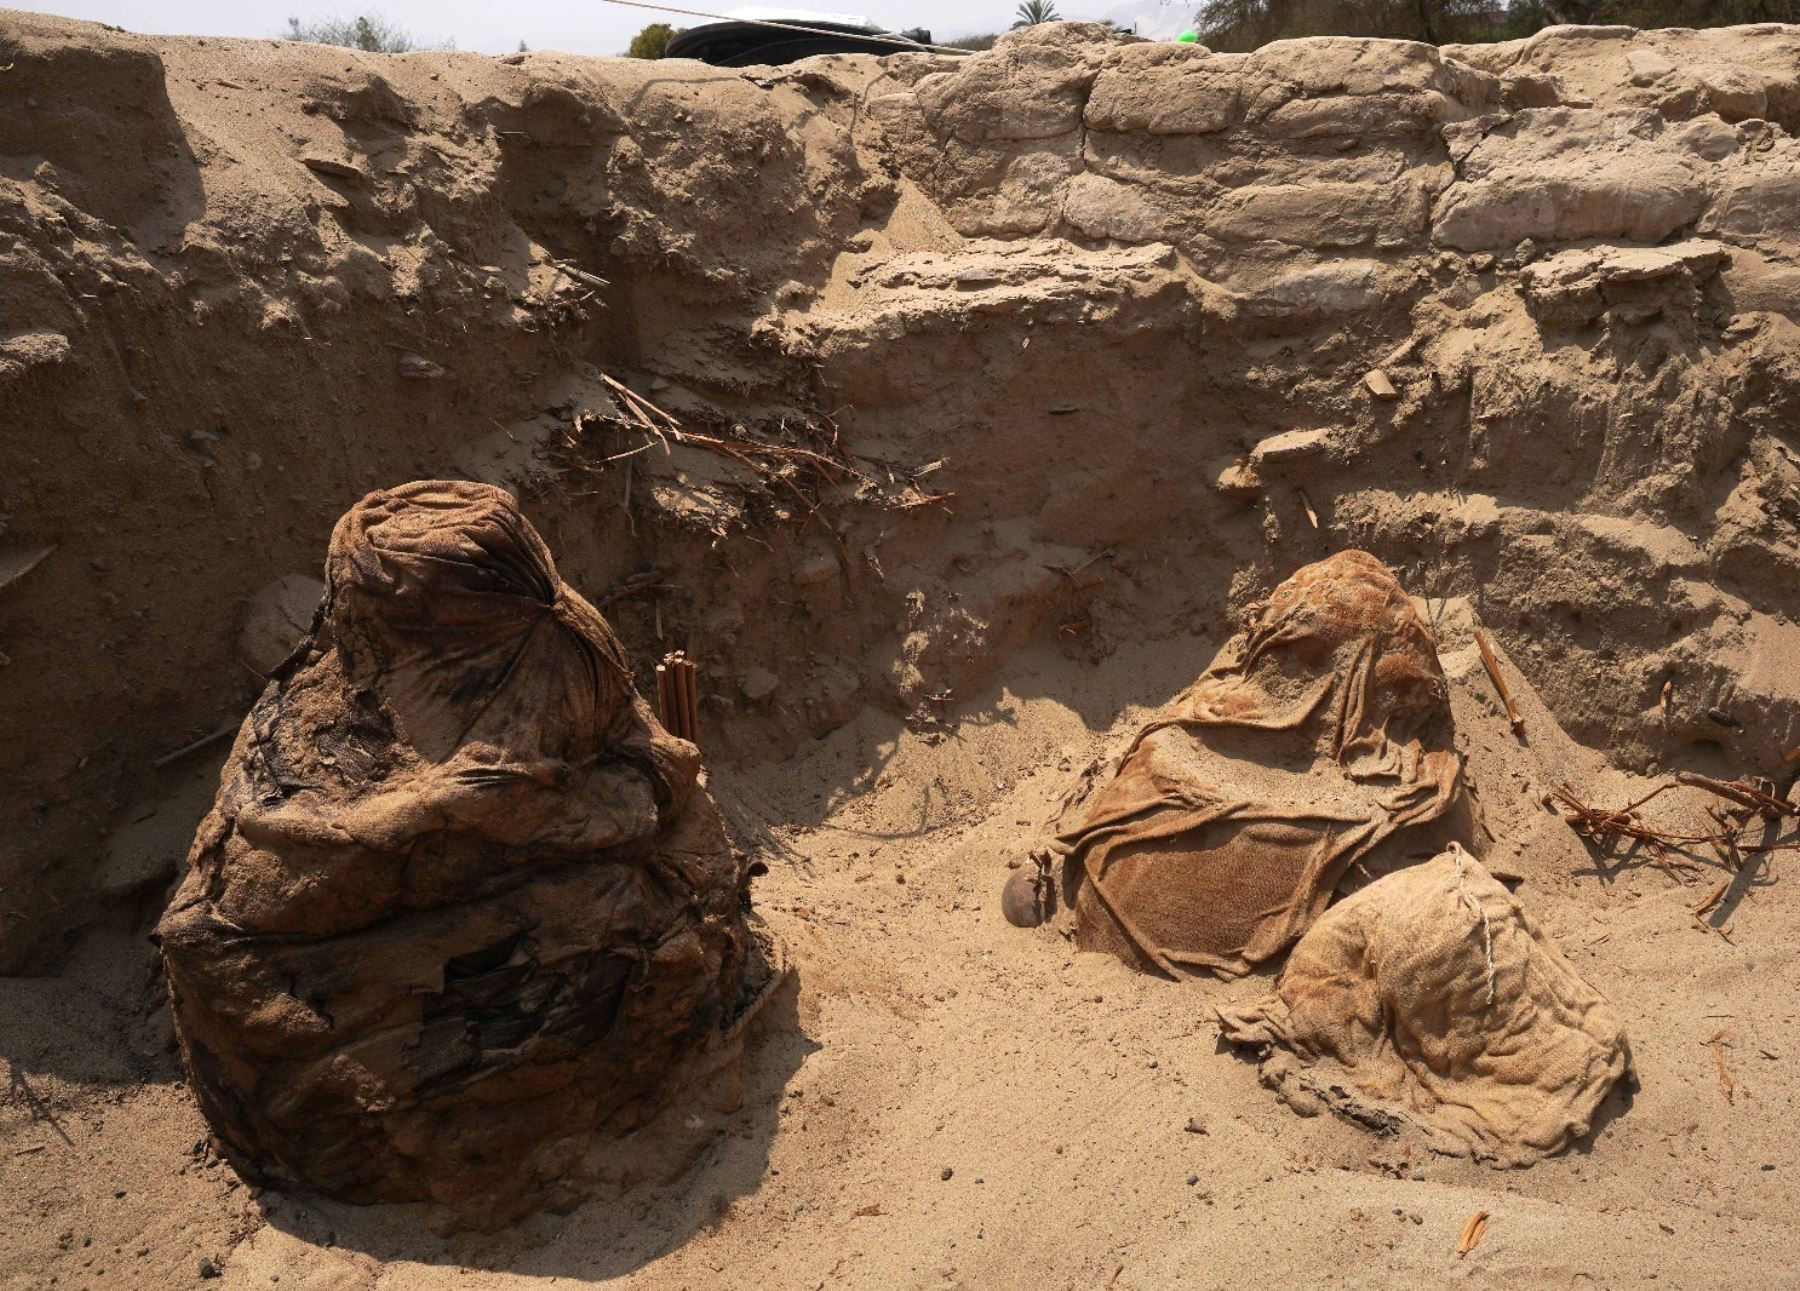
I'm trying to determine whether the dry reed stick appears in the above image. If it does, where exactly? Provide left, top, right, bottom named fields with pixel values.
left=1473, top=627, right=1524, bottom=737
left=680, top=657, right=700, bottom=746
left=1457, top=1210, right=1489, bottom=1257
left=655, top=663, right=674, bottom=732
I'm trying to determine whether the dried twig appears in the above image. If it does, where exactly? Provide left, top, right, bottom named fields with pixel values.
left=1709, top=1032, right=1734, bottom=1104
left=621, top=459, right=636, bottom=538
left=599, top=374, right=679, bottom=436
left=1473, top=628, right=1524, bottom=737
left=1693, top=879, right=1729, bottom=918
left=550, top=259, right=610, bottom=292
left=1551, top=778, right=1799, bottom=846
left=1674, top=773, right=1797, bottom=820
left=1705, top=808, right=1743, bottom=871
left=1044, top=548, right=1114, bottom=585
left=150, top=723, right=237, bottom=770
left=1550, top=775, right=1800, bottom=894
left=592, top=383, right=673, bottom=456
left=594, top=569, right=668, bottom=609
left=585, top=396, right=854, bottom=487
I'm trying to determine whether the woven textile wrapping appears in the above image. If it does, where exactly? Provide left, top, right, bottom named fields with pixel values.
left=158, top=481, right=773, bottom=1227
left=1053, top=550, right=1468, bottom=977
left=1219, top=846, right=1632, bottom=1161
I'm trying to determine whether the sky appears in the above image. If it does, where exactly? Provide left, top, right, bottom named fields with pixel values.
left=12, top=0, right=1198, bottom=57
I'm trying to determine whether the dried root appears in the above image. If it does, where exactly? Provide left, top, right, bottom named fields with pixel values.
left=1548, top=774, right=1800, bottom=887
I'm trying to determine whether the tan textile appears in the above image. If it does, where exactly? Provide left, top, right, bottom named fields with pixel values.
left=1053, top=550, right=1466, bottom=978
left=1218, top=846, right=1632, bottom=1161
left=157, top=481, right=772, bottom=1228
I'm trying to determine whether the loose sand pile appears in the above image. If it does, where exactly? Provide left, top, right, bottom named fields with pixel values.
left=3, top=11, right=1799, bottom=1288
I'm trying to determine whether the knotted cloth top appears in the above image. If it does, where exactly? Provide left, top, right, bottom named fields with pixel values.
left=1175, top=549, right=1453, bottom=773
left=319, top=480, right=640, bottom=768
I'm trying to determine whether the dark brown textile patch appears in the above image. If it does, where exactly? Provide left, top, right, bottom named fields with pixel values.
left=158, top=481, right=771, bottom=1228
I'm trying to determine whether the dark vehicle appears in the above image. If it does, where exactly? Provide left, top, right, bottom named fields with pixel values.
left=665, top=13, right=933, bottom=64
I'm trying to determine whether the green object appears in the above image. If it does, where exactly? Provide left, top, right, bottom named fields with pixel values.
left=1176, top=29, right=1198, bottom=41
left=627, top=21, right=673, bottom=58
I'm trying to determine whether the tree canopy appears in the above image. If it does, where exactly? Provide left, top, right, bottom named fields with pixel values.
left=627, top=22, right=676, bottom=57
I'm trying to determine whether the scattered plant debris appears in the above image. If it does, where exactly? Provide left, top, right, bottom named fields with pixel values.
left=1547, top=774, right=1800, bottom=885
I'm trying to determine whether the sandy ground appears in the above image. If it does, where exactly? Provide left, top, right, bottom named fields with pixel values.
left=6, top=13, right=1800, bottom=1287
left=5, top=618, right=1796, bottom=1290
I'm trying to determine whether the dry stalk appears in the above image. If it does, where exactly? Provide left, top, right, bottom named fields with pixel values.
left=622, top=459, right=636, bottom=538
left=551, top=260, right=609, bottom=292
left=594, top=569, right=668, bottom=609
left=1472, top=627, right=1524, bottom=737
left=1457, top=1210, right=1490, bottom=1258
left=1708, top=1031, right=1734, bottom=1104
left=1673, top=772, right=1796, bottom=820
left=1693, top=879, right=1729, bottom=917
left=657, top=651, right=701, bottom=746
left=150, top=723, right=238, bottom=769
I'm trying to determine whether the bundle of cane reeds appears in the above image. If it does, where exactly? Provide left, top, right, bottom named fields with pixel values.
left=656, top=651, right=700, bottom=745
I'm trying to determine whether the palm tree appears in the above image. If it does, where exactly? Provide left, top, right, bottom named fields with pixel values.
left=1012, top=0, right=1060, bottom=26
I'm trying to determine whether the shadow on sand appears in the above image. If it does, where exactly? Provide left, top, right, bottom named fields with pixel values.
left=248, top=978, right=815, bottom=1280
